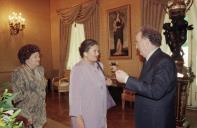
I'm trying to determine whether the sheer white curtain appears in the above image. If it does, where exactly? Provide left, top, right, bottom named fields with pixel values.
left=187, top=1, right=197, bottom=108
left=66, top=23, right=85, bottom=70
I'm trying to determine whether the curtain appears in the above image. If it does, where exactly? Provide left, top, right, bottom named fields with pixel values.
left=66, top=23, right=85, bottom=70
left=187, top=1, right=197, bottom=108
left=141, top=0, right=167, bottom=32
left=57, top=0, right=99, bottom=75
left=59, top=20, right=71, bottom=76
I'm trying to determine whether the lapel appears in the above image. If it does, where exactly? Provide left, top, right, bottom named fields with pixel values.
left=139, top=48, right=162, bottom=79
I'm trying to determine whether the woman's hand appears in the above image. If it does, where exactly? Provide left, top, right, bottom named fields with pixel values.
left=15, top=116, right=32, bottom=128
left=76, top=116, right=85, bottom=128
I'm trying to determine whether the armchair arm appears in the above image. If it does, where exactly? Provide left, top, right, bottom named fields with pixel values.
left=59, top=77, right=69, bottom=82
left=52, top=77, right=60, bottom=83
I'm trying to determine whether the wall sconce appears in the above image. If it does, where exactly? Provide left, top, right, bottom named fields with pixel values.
left=8, top=12, right=25, bottom=35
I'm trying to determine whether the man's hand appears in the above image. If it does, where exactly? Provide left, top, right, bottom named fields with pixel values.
left=106, top=77, right=113, bottom=86
left=115, top=70, right=129, bottom=83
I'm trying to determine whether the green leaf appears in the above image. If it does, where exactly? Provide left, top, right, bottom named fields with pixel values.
left=0, top=88, right=24, bottom=128
left=10, top=109, right=21, bottom=119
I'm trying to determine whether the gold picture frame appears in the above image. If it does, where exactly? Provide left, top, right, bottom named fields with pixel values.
left=107, top=4, right=131, bottom=59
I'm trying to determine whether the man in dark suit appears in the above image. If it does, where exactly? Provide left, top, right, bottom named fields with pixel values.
left=115, top=27, right=177, bottom=128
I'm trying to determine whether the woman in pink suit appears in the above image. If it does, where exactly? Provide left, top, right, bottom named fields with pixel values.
left=69, top=39, right=115, bottom=128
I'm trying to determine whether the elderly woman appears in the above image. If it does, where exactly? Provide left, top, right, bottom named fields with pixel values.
left=11, top=44, right=47, bottom=128
left=69, top=39, right=115, bottom=128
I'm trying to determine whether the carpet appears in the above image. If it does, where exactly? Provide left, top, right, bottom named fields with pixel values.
left=45, top=118, right=69, bottom=128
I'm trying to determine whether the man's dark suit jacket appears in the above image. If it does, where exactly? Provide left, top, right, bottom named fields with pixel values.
left=126, top=48, right=177, bottom=128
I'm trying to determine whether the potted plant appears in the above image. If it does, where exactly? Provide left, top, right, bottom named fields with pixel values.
left=0, top=89, right=24, bottom=128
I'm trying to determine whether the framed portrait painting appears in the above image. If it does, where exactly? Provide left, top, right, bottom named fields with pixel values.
left=107, top=4, right=131, bottom=59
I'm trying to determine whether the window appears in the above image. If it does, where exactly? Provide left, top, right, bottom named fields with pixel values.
left=66, top=23, right=85, bottom=70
